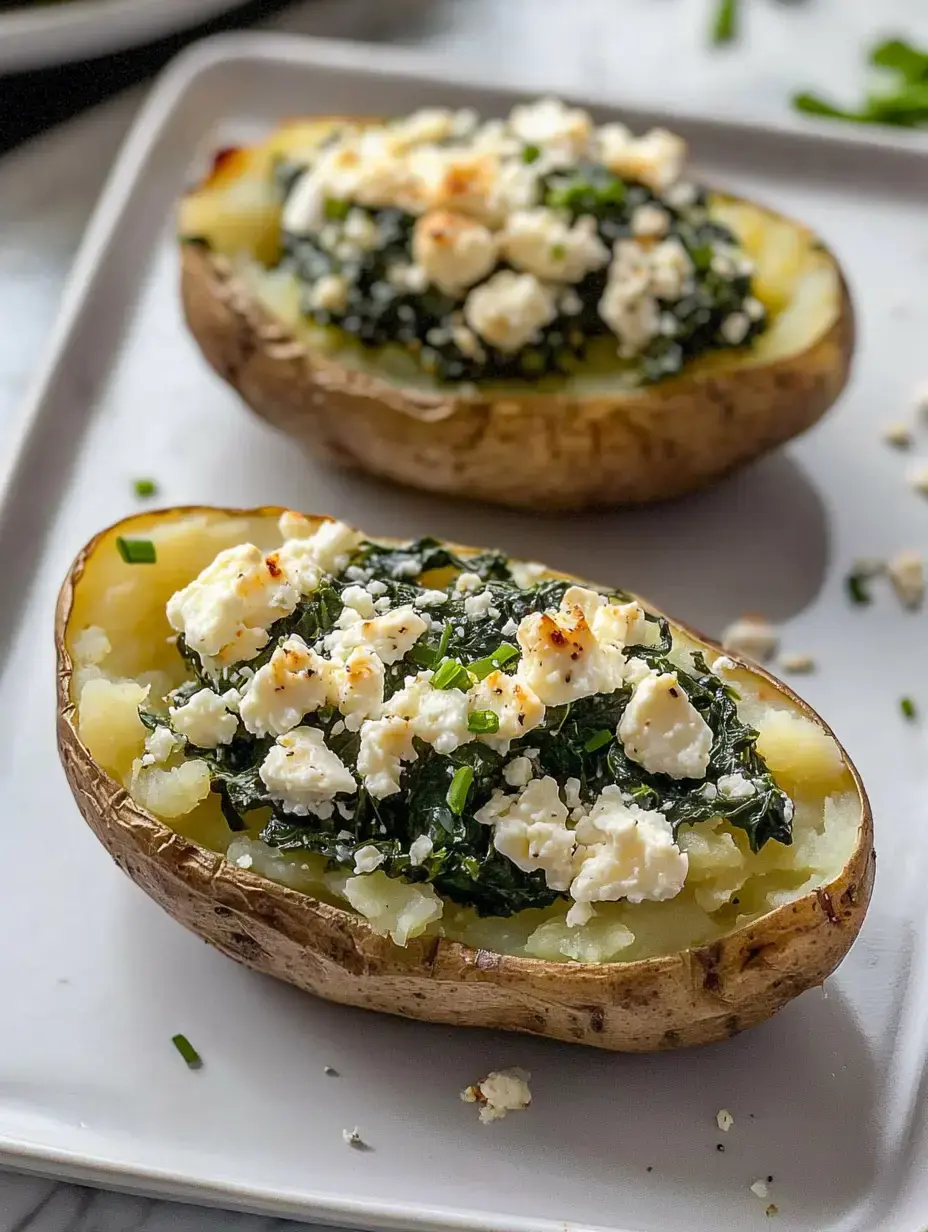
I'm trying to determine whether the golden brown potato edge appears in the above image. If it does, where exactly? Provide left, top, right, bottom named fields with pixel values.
left=56, top=507, right=874, bottom=1051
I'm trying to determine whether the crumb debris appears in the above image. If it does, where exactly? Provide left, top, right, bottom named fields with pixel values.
left=324, top=1065, right=339, bottom=1076
left=765, top=1204, right=779, bottom=1217
left=845, top=559, right=883, bottom=605
left=887, top=549, right=925, bottom=610
left=716, top=1108, right=734, bottom=1132
left=907, top=461, right=928, bottom=497
left=461, top=1068, right=532, bottom=1124
left=720, top=616, right=778, bottom=663
left=342, top=1127, right=365, bottom=1148
left=901, top=696, right=918, bottom=721
left=778, top=652, right=815, bottom=674
left=883, top=422, right=912, bottom=449
left=751, top=1180, right=770, bottom=1199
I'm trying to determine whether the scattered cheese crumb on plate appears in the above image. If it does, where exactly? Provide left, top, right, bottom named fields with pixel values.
left=342, top=1127, right=365, bottom=1148
left=461, top=1067, right=532, bottom=1123
left=883, top=422, right=912, bottom=449
left=720, top=615, right=778, bottom=662
left=716, top=1108, right=734, bottom=1132
left=778, top=653, right=815, bottom=674
left=751, top=1179, right=769, bottom=1199
left=887, top=549, right=925, bottom=611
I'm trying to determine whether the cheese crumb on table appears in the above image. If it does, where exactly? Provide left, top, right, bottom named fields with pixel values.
left=720, top=615, right=778, bottom=663
left=751, top=1180, right=770, bottom=1199
left=342, top=1127, right=365, bottom=1147
left=716, top=1108, right=734, bottom=1132
left=778, top=652, right=815, bottom=674
left=461, top=1068, right=532, bottom=1123
left=887, top=549, right=925, bottom=611
left=883, top=421, right=913, bottom=449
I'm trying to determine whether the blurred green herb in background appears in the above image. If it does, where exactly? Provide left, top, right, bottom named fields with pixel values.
left=711, top=0, right=740, bottom=45
left=794, top=38, right=928, bottom=127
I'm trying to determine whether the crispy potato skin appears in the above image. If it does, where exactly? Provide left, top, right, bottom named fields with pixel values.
left=180, top=233, right=854, bottom=511
left=56, top=508, right=874, bottom=1051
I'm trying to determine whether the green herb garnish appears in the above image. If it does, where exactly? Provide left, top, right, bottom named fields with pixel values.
left=116, top=537, right=156, bottom=564
left=133, top=478, right=158, bottom=498
left=901, top=696, right=918, bottom=720
left=845, top=569, right=872, bottom=605
left=469, top=643, right=519, bottom=681
left=711, top=0, right=738, bottom=45
left=793, top=37, right=928, bottom=129
left=447, top=765, right=475, bottom=815
left=432, top=658, right=472, bottom=691
left=171, top=1034, right=202, bottom=1069
left=521, top=143, right=541, bottom=164
left=467, top=709, right=501, bottom=735
left=323, top=197, right=351, bottom=221
left=583, top=728, right=614, bottom=753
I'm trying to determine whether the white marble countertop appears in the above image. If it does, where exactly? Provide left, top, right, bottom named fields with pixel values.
left=1, top=0, right=926, bottom=1227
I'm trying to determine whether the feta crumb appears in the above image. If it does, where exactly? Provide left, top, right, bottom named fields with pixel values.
left=145, top=725, right=181, bottom=764
left=307, top=273, right=349, bottom=314
left=325, top=605, right=428, bottom=665
left=412, top=209, right=497, bottom=295
left=631, top=204, right=670, bottom=238
left=354, top=844, right=385, bottom=874
left=565, top=900, right=595, bottom=927
left=239, top=636, right=332, bottom=737
left=464, top=588, right=498, bottom=619
left=464, top=271, right=557, bottom=353
left=454, top=571, right=484, bottom=594
left=720, top=615, right=778, bottom=663
left=342, top=1127, right=365, bottom=1148
left=888, top=548, right=925, bottom=610
left=169, top=687, right=239, bottom=748
left=468, top=670, right=545, bottom=751
left=716, top=1108, right=734, bottom=1132
left=501, top=618, right=518, bottom=638
left=751, top=1180, right=769, bottom=1200
left=618, top=672, right=712, bottom=780
left=461, top=1068, right=532, bottom=1124
left=501, top=207, right=608, bottom=283
left=720, top=311, right=751, bottom=346
left=503, top=756, right=534, bottom=788
left=717, top=773, right=756, bottom=800
left=414, top=588, right=449, bottom=608
left=475, top=777, right=576, bottom=890
left=341, top=585, right=377, bottom=618
left=779, top=652, right=816, bottom=674
left=409, top=834, right=434, bottom=865
left=570, top=787, right=688, bottom=905
left=259, top=726, right=356, bottom=818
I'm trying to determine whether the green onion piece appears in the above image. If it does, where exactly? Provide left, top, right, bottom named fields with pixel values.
left=116, top=537, right=157, bottom=564
left=447, top=765, right=474, bottom=815
left=550, top=242, right=567, bottom=261
left=469, top=643, right=519, bottom=681
left=133, top=478, right=158, bottom=498
left=408, top=643, right=438, bottom=668
left=172, top=1034, right=202, bottom=1069
left=434, top=621, right=452, bottom=663
left=432, top=658, right=471, bottom=691
left=323, top=197, right=350, bottom=221
left=467, top=709, right=501, bottom=735
left=584, top=729, right=614, bottom=753
left=711, top=0, right=738, bottom=45
left=845, top=571, right=871, bottom=605
left=522, top=144, right=541, bottom=164
left=901, top=696, right=918, bottom=721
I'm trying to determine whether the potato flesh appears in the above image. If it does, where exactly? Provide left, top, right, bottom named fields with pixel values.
left=68, top=511, right=859, bottom=964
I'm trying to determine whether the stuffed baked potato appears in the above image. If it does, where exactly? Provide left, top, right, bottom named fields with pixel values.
left=179, top=100, right=853, bottom=510
left=57, top=507, right=873, bottom=1050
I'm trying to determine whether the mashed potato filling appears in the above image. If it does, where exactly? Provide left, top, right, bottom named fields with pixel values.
left=69, top=511, right=859, bottom=964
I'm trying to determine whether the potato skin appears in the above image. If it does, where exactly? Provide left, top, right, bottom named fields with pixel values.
left=56, top=508, right=874, bottom=1051
left=181, top=238, right=854, bottom=511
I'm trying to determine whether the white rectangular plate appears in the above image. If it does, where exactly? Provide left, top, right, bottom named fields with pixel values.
left=2, top=32, right=928, bottom=1232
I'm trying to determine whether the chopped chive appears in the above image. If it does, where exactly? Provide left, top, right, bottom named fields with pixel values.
left=467, top=709, right=501, bottom=735
left=469, top=643, right=519, bottom=681
left=323, top=197, right=350, bottom=221
left=901, top=696, right=918, bottom=721
left=550, top=243, right=567, bottom=261
left=172, top=1034, right=202, bottom=1069
left=408, top=643, right=438, bottom=667
left=521, top=143, right=541, bottom=164
left=446, top=765, right=474, bottom=815
left=584, top=729, right=613, bottom=753
left=434, top=621, right=452, bottom=663
left=133, top=478, right=158, bottom=498
left=432, top=658, right=471, bottom=691
left=845, top=571, right=871, bottom=605
left=711, top=0, right=738, bottom=45
left=116, top=536, right=156, bottom=564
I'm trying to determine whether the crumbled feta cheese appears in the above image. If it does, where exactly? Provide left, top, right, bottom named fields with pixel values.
left=353, top=844, right=385, bottom=874
left=883, top=421, right=913, bottom=449
left=631, top=204, right=670, bottom=238
left=564, top=777, right=582, bottom=809
left=779, top=652, right=815, bottom=674
left=307, top=273, right=349, bottom=314
left=463, top=588, right=499, bottom=619
left=259, top=726, right=356, bottom=818
left=294, top=518, right=362, bottom=575
left=342, top=1127, right=364, bottom=1148
left=468, top=670, right=545, bottom=750
left=330, top=646, right=385, bottom=732
left=409, top=834, right=434, bottom=865
left=374, top=596, right=392, bottom=612
left=166, top=543, right=300, bottom=667
left=340, top=585, right=377, bottom=618
left=510, top=96, right=592, bottom=156
left=715, top=774, right=754, bottom=802
left=356, top=715, right=417, bottom=799
left=720, top=615, right=778, bottom=662
left=386, top=671, right=474, bottom=755
left=366, top=578, right=387, bottom=597
left=618, top=672, right=712, bottom=780
left=501, top=208, right=608, bottom=283
left=716, top=1108, right=734, bottom=1132
left=565, top=900, right=596, bottom=927
left=414, top=588, right=449, bottom=608
left=72, top=625, right=111, bottom=666
left=145, top=724, right=181, bottom=764
left=239, top=635, right=332, bottom=737
left=571, top=786, right=688, bottom=904
left=888, top=548, right=925, bottom=610
left=475, top=777, right=577, bottom=891
left=516, top=590, right=626, bottom=705
left=461, top=1068, right=532, bottom=1124
left=503, top=755, right=534, bottom=788
left=720, top=311, right=751, bottom=346
left=454, top=571, right=484, bottom=594
left=464, top=271, right=557, bottom=353
left=169, top=687, right=239, bottom=748
left=596, top=124, right=686, bottom=192
left=501, top=618, right=518, bottom=638
left=324, top=605, right=428, bottom=664
left=598, top=238, right=692, bottom=358
left=412, top=209, right=498, bottom=295
left=751, top=1181, right=769, bottom=1200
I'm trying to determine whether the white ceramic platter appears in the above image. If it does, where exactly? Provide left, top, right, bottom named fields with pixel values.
left=0, top=0, right=241, bottom=74
left=2, top=32, right=928, bottom=1232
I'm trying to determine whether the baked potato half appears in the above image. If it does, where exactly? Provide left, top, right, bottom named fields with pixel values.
left=179, top=103, right=853, bottom=510
left=57, top=507, right=873, bottom=1051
